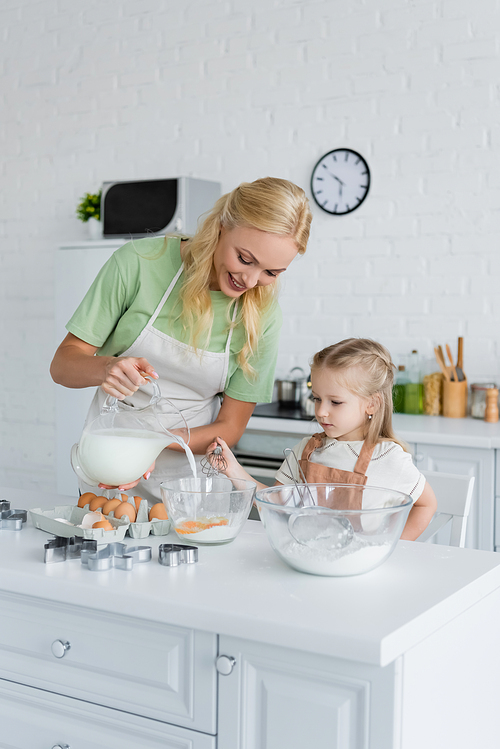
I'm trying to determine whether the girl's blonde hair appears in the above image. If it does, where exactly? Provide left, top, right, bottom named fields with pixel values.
left=311, top=338, right=408, bottom=451
left=176, top=177, right=312, bottom=376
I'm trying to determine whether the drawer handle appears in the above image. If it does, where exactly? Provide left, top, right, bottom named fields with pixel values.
left=51, top=639, right=71, bottom=659
left=216, top=654, right=236, bottom=675
left=52, top=745, right=71, bottom=748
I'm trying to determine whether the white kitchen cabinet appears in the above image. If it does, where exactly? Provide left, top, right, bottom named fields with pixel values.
left=0, top=678, right=216, bottom=749
left=0, top=590, right=217, bottom=732
left=216, top=636, right=399, bottom=749
left=412, top=443, right=494, bottom=551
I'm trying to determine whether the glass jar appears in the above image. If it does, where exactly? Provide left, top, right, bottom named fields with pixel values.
left=470, top=383, right=497, bottom=419
left=423, top=372, right=443, bottom=415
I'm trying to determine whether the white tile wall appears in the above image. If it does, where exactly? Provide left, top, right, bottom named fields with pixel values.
left=1, top=0, right=500, bottom=490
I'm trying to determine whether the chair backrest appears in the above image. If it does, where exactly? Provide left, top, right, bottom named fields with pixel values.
left=416, top=470, right=475, bottom=548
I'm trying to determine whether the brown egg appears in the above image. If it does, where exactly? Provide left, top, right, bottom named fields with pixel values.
left=102, top=498, right=122, bottom=515
left=133, top=495, right=143, bottom=513
left=114, top=502, right=137, bottom=522
left=93, top=519, right=114, bottom=531
left=78, top=492, right=96, bottom=508
left=89, top=495, right=108, bottom=511
left=120, top=493, right=128, bottom=502
left=149, top=503, right=168, bottom=521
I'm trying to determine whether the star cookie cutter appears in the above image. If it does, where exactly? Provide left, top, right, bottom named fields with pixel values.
left=0, top=501, right=28, bottom=531
left=81, top=542, right=152, bottom=571
left=44, top=536, right=98, bottom=564
left=158, top=543, right=198, bottom=567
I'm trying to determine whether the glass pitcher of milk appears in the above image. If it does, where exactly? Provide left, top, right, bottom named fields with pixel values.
left=70, top=381, right=190, bottom=487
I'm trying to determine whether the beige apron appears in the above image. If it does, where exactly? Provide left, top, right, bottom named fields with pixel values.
left=82, top=259, right=238, bottom=502
left=298, top=433, right=375, bottom=512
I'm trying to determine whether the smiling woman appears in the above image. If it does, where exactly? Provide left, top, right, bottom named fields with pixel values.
left=211, top=226, right=298, bottom=296
left=50, top=177, right=312, bottom=502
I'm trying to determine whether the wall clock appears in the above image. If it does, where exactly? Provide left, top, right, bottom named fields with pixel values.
left=310, top=149, right=370, bottom=215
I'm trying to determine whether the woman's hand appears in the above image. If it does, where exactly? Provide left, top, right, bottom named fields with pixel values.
left=98, top=462, right=156, bottom=492
left=101, top=357, right=159, bottom=399
left=50, top=333, right=158, bottom=397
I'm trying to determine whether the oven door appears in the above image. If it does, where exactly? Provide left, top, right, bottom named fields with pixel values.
left=234, top=455, right=282, bottom=487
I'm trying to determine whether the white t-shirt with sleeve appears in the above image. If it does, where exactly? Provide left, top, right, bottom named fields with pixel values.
left=274, top=436, right=425, bottom=507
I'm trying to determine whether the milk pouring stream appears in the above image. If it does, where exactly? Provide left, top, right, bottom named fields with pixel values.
left=71, top=382, right=196, bottom=486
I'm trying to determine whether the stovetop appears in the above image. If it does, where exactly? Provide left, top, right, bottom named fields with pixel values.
left=252, top=402, right=313, bottom=421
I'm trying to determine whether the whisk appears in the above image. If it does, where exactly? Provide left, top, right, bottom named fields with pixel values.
left=201, top=444, right=228, bottom=477
left=283, top=447, right=316, bottom=507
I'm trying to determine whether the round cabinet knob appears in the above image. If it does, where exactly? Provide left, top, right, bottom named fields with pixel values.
left=216, top=654, right=236, bottom=676
left=414, top=454, right=424, bottom=463
left=51, top=639, right=71, bottom=659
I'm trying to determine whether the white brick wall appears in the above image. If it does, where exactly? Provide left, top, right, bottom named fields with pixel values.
left=1, top=0, right=500, bottom=490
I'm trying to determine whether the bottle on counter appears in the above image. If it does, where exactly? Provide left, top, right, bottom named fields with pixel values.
left=404, top=350, right=424, bottom=415
left=392, top=365, right=408, bottom=413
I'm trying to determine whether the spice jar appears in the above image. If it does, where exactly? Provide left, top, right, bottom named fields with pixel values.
left=470, top=383, right=497, bottom=419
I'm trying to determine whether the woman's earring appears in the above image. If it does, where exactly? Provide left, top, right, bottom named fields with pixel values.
left=368, top=414, right=372, bottom=420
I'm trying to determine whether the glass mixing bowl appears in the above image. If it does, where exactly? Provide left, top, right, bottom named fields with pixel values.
left=254, top=483, right=413, bottom=577
left=161, top=476, right=257, bottom=545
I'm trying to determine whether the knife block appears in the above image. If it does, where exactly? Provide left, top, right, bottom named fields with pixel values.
left=442, top=379, right=468, bottom=418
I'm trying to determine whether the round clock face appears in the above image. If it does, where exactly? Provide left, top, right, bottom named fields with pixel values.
left=310, top=149, right=370, bottom=215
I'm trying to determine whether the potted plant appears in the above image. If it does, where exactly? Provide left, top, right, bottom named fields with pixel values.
left=76, top=189, right=102, bottom=239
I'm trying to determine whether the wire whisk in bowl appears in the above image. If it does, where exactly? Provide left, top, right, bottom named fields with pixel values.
left=201, top=443, right=228, bottom=477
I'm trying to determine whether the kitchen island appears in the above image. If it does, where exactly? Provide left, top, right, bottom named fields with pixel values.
left=1, top=486, right=500, bottom=748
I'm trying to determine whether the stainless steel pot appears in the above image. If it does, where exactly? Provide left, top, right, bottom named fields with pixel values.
left=275, top=367, right=306, bottom=404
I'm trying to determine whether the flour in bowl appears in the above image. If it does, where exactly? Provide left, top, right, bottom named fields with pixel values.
left=278, top=536, right=392, bottom=576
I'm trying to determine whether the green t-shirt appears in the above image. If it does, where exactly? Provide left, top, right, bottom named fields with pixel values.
left=66, top=237, right=282, bottom=403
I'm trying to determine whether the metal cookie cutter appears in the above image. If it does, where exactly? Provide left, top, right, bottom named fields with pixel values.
left=81, top=542, right=152, bottom=571
left=0, top=501, right=28, bottom=531
left=44, top=536, right=98, bottom=564
left=158, top=543, right=198, bottom=567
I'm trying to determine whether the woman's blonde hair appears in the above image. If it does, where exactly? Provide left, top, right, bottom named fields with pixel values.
left=311, top=338, right=408, bottom=451
left=176, top=177, right=312, bottom=376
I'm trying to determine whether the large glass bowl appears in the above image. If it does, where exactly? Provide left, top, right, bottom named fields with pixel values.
left=254, top=483, right=413, bottom=577
left=161, top=476, right=256, bottom=546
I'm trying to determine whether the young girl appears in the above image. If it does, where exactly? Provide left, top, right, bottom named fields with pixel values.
left=207, top=338, right=437, bottom=541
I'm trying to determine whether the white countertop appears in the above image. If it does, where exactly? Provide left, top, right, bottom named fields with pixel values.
left=248, top=412, right=500, bottom=449
left=2, top=486, right=500, bottom=668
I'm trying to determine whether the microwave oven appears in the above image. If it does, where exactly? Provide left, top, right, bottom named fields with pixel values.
left=101, top=177, right=221, bottom=238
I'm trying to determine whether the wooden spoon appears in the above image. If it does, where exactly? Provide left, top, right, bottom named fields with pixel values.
left=445, top=344, right=459, bottom=383
left=456, top=337, right=465, bottom=381
left=434, top=347, right=450, bottom=381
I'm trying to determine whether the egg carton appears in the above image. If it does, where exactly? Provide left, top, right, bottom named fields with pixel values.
left=29, top=505, right=129, bottom=541
left=78, top=497, right=171, bottom=539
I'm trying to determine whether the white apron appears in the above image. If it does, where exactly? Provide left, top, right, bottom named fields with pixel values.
left=82, top=261, right=238, bottom=502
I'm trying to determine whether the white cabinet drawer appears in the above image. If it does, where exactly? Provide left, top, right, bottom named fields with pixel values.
left=0, top=677, right=216, bottom=749
left=0, top=591, right=217, bottom=733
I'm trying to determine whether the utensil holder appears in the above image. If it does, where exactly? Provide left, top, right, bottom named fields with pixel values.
left=442, top=379, right=468, bottom=418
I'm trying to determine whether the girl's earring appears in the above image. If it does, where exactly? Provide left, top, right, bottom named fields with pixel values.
left=368, top=414, right=372, bottom=420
